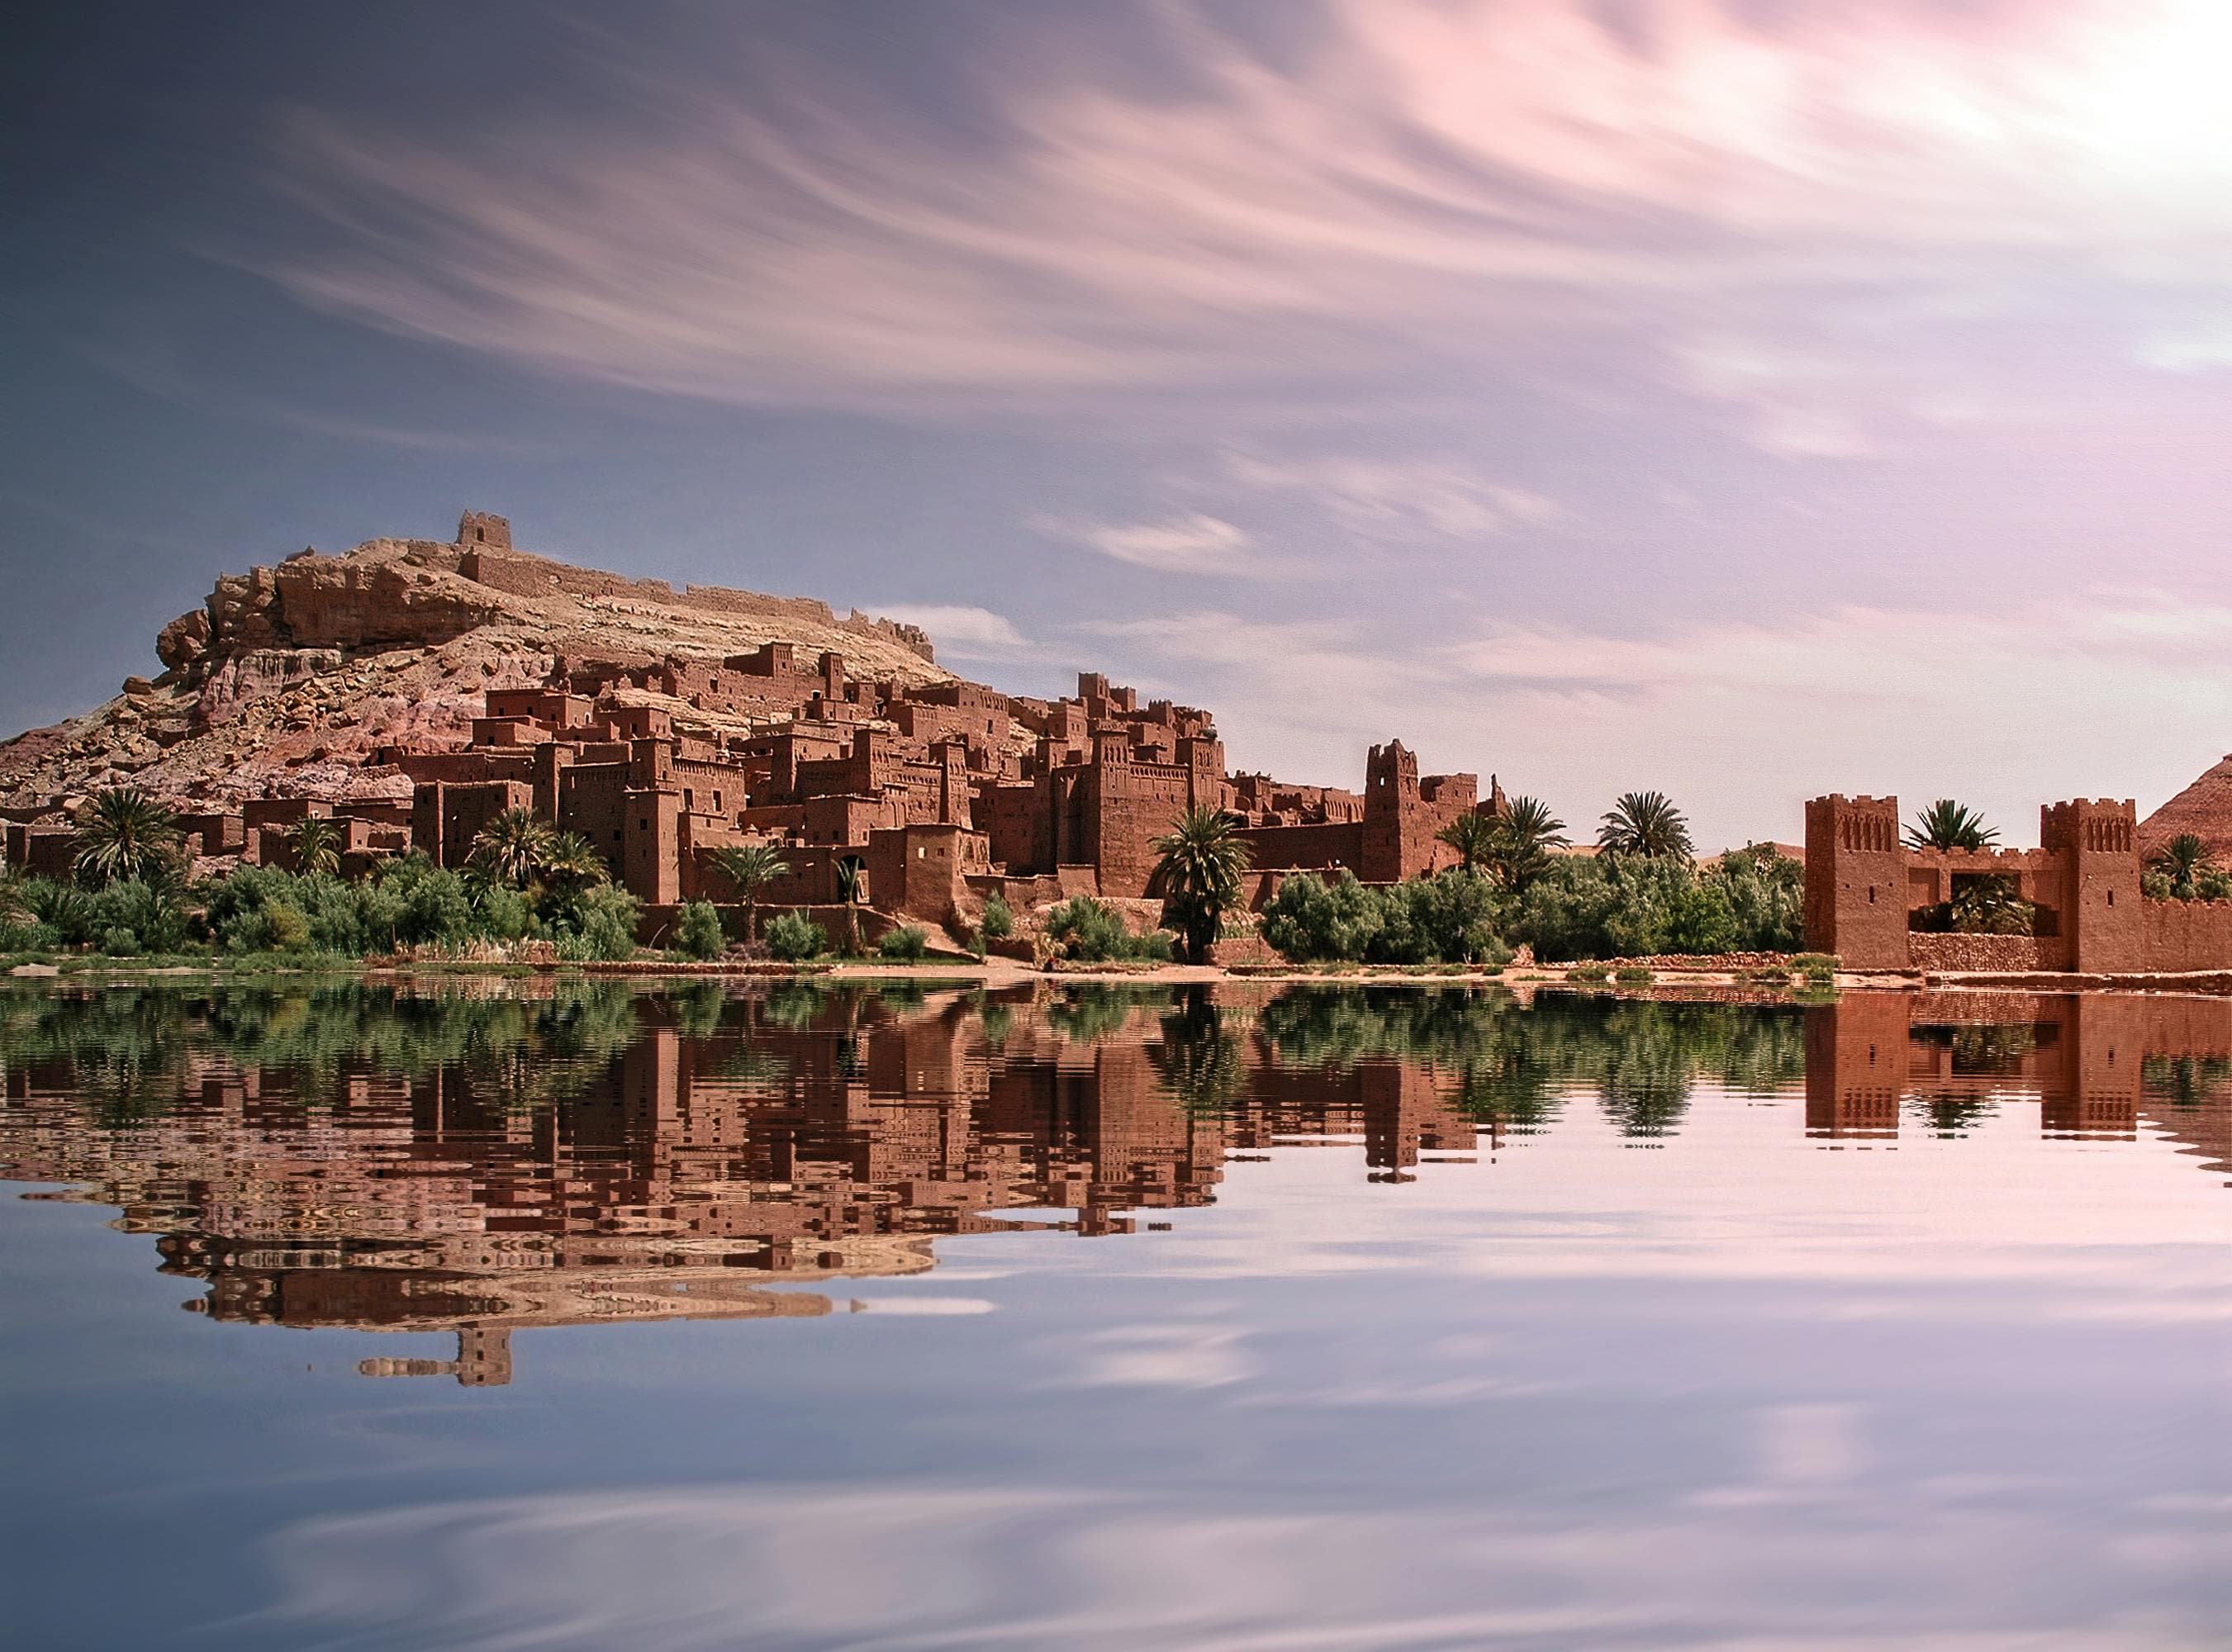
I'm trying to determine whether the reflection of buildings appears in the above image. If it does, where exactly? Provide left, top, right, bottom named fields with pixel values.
left=10, top=985, right=2232, bottom=1385
left=1807, top=992, right=2232, bottom=1168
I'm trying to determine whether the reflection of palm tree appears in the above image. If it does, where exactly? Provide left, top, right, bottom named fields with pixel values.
left=1907, top=1092, right=1997, bottom=1137
left=2142, top=1053, right=2232, bottom=1107
left=1156, top=985, right=1247, bottom=1113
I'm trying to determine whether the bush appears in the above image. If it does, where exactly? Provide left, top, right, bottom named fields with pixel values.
left=674, top=900, right=728, bottom=961
left=1042, top=897, right=1171, bottom=963
left=21, top=878, right=98, bottom=947
left=1257, top=869, right=1510, bottom=966
left=876, top=924, right=928, bottom=963
left=765, top=910, right=826, bottom=961
left=1613, top=966, right=1654, bottom=984
left=1259, top=871, right=1384, bottom=962
left=1569, top=964, right=1610, bottom=982
left=92, top=879, right=190, bottom=954
left=553, top=884, right=639, bottom=961
left=980, top=893, right=1014, bottom=941
left=1792, top=952, right=1837, bottom=980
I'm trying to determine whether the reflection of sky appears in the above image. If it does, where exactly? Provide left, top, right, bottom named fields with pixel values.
left=3, top=1074, right=2226, bottom=1647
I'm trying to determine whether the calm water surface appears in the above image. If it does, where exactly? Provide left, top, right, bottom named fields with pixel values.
left=2, top=978, right=2227, bottom=1650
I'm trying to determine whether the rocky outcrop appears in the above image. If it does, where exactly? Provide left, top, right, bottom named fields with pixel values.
left=0, top=522, right=953, bottom=810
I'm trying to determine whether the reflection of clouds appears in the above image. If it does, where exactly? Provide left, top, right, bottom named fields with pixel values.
left=1095, top=1090, right=2232, bottom=1319
left=1063, top=1322, right=1254, bottom=1389
left=258, top=1480, right=2225, bottom=1650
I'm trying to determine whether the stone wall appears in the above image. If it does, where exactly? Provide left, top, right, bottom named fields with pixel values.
left=1907, top=932, right=2049, bottom=973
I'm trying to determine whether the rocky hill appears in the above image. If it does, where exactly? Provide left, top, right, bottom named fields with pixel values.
left=0, top=520, right=950, bottom=814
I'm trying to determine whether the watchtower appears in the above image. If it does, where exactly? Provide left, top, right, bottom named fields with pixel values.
left=1361, top=740, right=1422, bottom=883
left=457, top=510, right=512, bottom=550
left=2041, top=799, right=2141, bottom=973
left=1802, top=795, right=1908, bottom=969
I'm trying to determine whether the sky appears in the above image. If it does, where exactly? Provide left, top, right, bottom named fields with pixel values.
left=7, top=0, right=2232, bottom=850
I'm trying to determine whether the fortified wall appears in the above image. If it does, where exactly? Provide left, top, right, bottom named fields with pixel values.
left=1802, top=792, right=2226, bottom=974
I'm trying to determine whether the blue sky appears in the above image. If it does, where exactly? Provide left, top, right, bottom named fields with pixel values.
left=8, top=0, right=2232, bottom=848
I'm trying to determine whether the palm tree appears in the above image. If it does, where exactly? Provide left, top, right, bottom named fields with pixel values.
left=1597, top=791, right=1692, bottom=861
left=2149, top=833, right=2217, bottom=899
left=1488, top=795, right=1569, bottom=892
left=1949, top=873, right=2033, bottom=935
left=466, top=808, right=556, bottom=890
left=708, top=843, right=791, bottom=942
left=833, top=856, right=866, bottom=955
left=1148, top=806, right=1254, bottom=965
left=1906, top=800, right=1997, bottom=852
left=286, top=814, right=343, bottom=878
left=538, top=831, right=611, bottom=892
left=73, top=786, right=181, bottom=887
left=1437, top=811, right=1498, bottom=873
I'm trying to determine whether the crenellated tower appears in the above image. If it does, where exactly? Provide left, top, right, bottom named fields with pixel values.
left=1802, top=794, right=1908, bottom=969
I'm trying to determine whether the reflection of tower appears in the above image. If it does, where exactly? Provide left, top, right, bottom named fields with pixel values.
left=456, top=1324, right=513, bottom=1386
left=2048, top=996, right=2139, bottom=1140
left=1360, top=1061, right=1419, bottom=1179
left=1804, top=995, right=1905, bottom=1140
left=356, top=1325, right=514, bottom=1386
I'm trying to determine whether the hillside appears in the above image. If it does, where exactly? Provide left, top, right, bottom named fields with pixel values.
left=0, top=520, right=951, bottom=813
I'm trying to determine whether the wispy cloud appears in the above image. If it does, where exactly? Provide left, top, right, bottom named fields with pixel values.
left=1034, top=513, right=1264, bottom=573
left=874, top=604, right=1033, bottom=662
left=1223, top=453, right=1559, bottom=538
left=259, top=0, right=2232, bottom=426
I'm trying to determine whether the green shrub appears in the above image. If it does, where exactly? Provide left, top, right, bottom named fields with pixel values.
left=554, top=884, right=639, bottom=961
left=674, top=900, right=728, bottom=961
left=1259, top=871, right=1384, bottom=962
left=980, top=893, right=1014, bottom=941
left=1042, top=896, right=1170, bottom=963
left=876, top=924, right=928, bottom=963
left=21, top=878, right=97, bottom=947
left=765, top=911, right=826, bottom=961
left=1613, top=966, right=1654, bottom=984
left=92, top=879, right=190, bottom=954
left=1792, top=952, right=1837, bottom=980
left=1569, top=964, right=1610, bottom=983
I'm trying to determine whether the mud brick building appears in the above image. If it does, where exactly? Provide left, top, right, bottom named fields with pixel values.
left=1804, top=790, right=2232, bottom=974
left=3, top=511, right=1513, bottom=942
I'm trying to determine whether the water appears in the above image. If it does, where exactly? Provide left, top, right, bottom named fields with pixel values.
left=2, top=977, right=2226, bottom=1650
